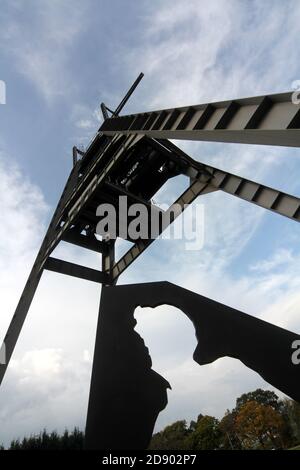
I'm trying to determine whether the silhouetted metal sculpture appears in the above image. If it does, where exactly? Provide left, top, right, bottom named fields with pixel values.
left=85, top=284, right=170, bottom=450
left=1, top=75, right=300, bottom=449
left=85, top=282, right=300, bottom=449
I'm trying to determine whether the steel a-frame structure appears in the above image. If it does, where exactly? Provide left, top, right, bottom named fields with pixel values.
left=1, top=76, right=299, bottom=392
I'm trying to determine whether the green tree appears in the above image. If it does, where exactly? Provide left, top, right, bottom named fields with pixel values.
left=236, top=389, right=280, bottom=411
left=279, top=399, right=300, bottom=446
left=219, top=410, right=242, bottom=450
left=186, top=415, right=222, bottom=450
left=8, top=428, right=84, bottom=450
left=150, top=420, right=190, bottom=450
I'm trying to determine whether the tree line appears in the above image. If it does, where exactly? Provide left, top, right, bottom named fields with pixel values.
left=1, top=388, right=300, bottom=450
left=150, top=389, right=300, bottom=450
left=1, top=428, right=84, bottom=450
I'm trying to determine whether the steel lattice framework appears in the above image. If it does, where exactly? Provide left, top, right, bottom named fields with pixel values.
left=0, top=76, right=299, bottom=387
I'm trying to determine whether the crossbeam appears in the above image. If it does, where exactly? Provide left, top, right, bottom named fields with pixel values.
left=100, top=92, right=300, bottom=147
left=62, top=230, right=106, bottom=253
left=44, top=257, right=109, bottom=284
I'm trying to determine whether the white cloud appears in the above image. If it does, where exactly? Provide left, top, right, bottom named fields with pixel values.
left=0, top=0, right=89, bottom=103
left=76, top=119, right=94, bottom=130
left=11, top=348, right=64, bottom=378
left=0, top=153, right=49, bottom=339
left=250, top=248, right=293, bottom=273
left=0, top=348, right=91, bottom=445
left=0, top=151, right=100, bottom=446
left=125, top=0, right=300, bottom=111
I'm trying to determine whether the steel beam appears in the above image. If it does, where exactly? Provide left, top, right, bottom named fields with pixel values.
left=206, top=165, right=300, bottom=221
left=0, top=164, right=81, bottom=385
left=44, top=257, right=109, bottom=284
left=100, top=92, right=300, bottom=147
left=40, top=134, right=144, bottom=269
left=62, top=230, right=106, bottom=253
left=163, top=140, right=300, bottom=222
left=101, top=240, right=116, bottom=285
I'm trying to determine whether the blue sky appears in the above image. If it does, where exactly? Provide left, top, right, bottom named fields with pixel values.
left=0, top=0, right=300, bottom=447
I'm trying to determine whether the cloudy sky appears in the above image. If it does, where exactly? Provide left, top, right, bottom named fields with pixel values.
left=0, top=0, right=300, bottom=447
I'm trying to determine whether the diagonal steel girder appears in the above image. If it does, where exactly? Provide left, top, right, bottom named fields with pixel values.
left=99, top=92, right=300, bottom=147
left=0, top=132, right=141, bottom=386
left=164, top=139, right=300, bottom=222
left=112, top=140, right=300, bottom=281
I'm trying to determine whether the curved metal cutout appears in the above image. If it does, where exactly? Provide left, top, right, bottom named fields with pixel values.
left=85, top=282, right=300, bottom=449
